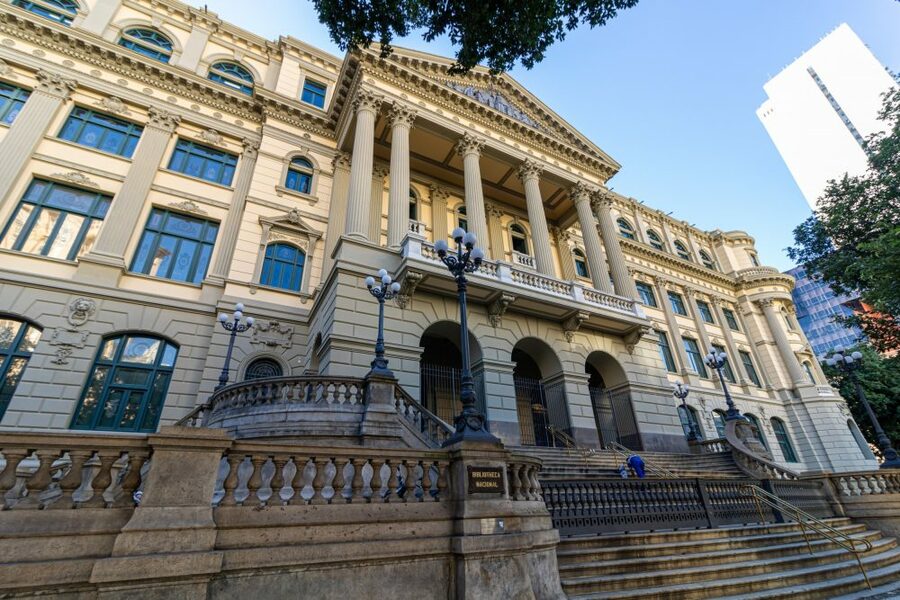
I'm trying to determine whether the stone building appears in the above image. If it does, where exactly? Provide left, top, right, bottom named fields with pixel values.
left=0, top=0, right=876, bottom=473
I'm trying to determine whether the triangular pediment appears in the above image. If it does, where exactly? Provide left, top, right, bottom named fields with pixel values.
left=260, top=208, right=320, bottom=238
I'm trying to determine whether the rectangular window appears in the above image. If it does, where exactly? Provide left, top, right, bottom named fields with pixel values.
left=58, top=107, right=143, bottom=158
left=668, top=291, right=687, bottom=316
left=697, top=300, right=714, bottom=324
left=723, top=308, right=739, bottom=331
left=0, top=82, right=30, bottom=125
left=636, top=282, right=657, bottom=307
left=657, top=331, right=677, bottom=373
left=712, top=344, right=736, bottom=383
left=0, top=179, right=111, bottom=261
left=739, top=350, right=761, bottom=387
left=167, top=139, right=237, bottom=186
left=682, top=337, right=708, bottom=378
left=301, top=79, right=327, bottom=108
left=131, top=208, right=218, bottom=284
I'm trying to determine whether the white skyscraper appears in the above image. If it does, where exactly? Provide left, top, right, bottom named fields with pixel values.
left=757, top=23, right=895, bottom=209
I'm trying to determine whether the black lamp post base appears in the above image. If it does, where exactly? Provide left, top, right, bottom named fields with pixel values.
left=442, top=412, right=502, bottom=448
left=724, top=408, right=746, bottom=421
left=878, top=445, right=900, bottom=469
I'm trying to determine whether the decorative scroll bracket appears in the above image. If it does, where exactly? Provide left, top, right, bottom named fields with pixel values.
left=487, top=293, right=516, bottom=327
left=624, top=325, right=654, bottom=355
left=563, top=311, right=590, bottom=343
left=395, top=271, right=424, bottom=309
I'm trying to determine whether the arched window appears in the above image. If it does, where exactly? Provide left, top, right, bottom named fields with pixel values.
left=285, top=156, right=313, bottom=194
left=678, top=405, right=703, bottom=441
left=783, top=309, right=795, bottom=331
left=510, top=223, right=528, bottom=254
left=744, top=413, right=769, bottom=450
left=712, top=409, right=726, bottom=438
left=847, top=419, right=876, bottom=460
left=573, top=248, right=589, bottom=278
left=748, top=251, right=760, bottom=267
left=674, top=240, right=691, bottom=261
left=802, top=361, right=815, bottom=383
left=699, top=249, right=716, bottom=270
left=260, top=243, right=306, bottom=292
left=646, top=229, right=664, bottom=250
left=770, top=417, right=798, bottom=463
left=13, top=0, right=78, bottom=25
left=617, top=218, right=635, bottom=240
left=244, top=357, right=283, bottom=380
left=0, top=316, right=41, bottom=420
left=71, top=334, right=178, bottom=432
left=456, top=205, right=467, bottom=231
left=118, top=28, right=173, bottom=63
left=208, top=61, right=254, bottom=96
left=409, top=188, right=418, bottom=221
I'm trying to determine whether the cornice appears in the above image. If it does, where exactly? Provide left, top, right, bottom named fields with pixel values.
left=621, top=238, right=735, bottom=288
left=734, top=267, right=795, bottom=292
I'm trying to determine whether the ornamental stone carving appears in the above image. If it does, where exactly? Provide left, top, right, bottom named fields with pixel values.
left=569, top=181, right=595, bottom=203
left=353, top=89, right=384, bottom=114
left=66, top=297, right=96, bottom=327
left=168, top=199, right=207, bottom=215
left=148, top=106, right=181, bottom=132
left=0, top=59, right=14, bottom=78
left=484, top=202, right=504, bottom=219
left=35, top=70, right=76, bottom=99
left=428, top=183, right=450, bottom=202
left=95, top=96, right=130, bottom=115
left=756, top=298, right=776, bottom=309
left=563, top=312, right=590, bottom=343
left=198, top=128, right=223, bottom=145
left=251, top=320, right=294, bottom=349
left=516, top=160, right=542, bottom=182
left=395, top=271, right=424, bottom=309
left=50, top=172, right=99, bottom=188
left=333, top=152, right=352, bottom=170
left=47, top=328, right=90, bottom=365
left=488, top=294, right=516, bottom=327
left=455, top=133, right=485, bottom=157
left=444, top=82, right=541, bottom=130
left=624, top=325, right=654, bottom=354
left=241, top=138, right=260, bottom=159
left=388, top=103, right=417, bottom=129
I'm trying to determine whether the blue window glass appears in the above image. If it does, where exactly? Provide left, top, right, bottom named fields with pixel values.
left=739, top=350, right=761, bottom=387
left=0, top=316, right=42, bottom=420
left=59, top=107, right=143, bottom=157
left=699, top=250, right=716, bottom=270
left=646, top=229, right=664, bottom=250
left=617, top=218, right=635, bottom=240
left=682, top=337, right=708, bottom=378
left=723, top=308, right=740, bottom=331
left=71, top=333, right=178, bottom=432
left=131, top=208, right=218, bottom=284
left=744, top=413, right=769, bottom=450
left=260, top=243, right=306, bottom=292
left=284, top=157, right=313, bottom=194
left=668, top=291, right=687, bottom=316
left=0, top=83, right=31, bottom=125
left=301, top=79, right=327, bottom=108
left=712, top=344, right=735, bottom=383
left=656, top=330, right=677, bottom=373
left=713, top=410, right=726, bottom=438
left=771, top=418, right=798, bottom=463
left=0, top=179, right=110, bottom=261
left=574, top=249, right=589, bottom=278
left=12, top=0, right=77, bottom=24
left=678, top=405, right=703, bottom=441
left=456, top=206, right=467, bottom=231
left=118, top=28, right=173, bottom=63
left=208, top=62, right=254, bottom=95
left=636, top=282, right=656, bottom=307
left=697, top=300, right=714, bottom=324
left=167, top=139, right=237, bottom=186
left=674, top=240, right=691, bottom=261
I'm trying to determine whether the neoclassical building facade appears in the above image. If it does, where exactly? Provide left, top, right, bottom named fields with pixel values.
left=0, top=0, right=876, bottom=472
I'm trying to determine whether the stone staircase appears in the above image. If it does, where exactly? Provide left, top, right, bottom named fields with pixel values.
left=513, top=445, right=746, bottom=479
left=556, top=518, right=900, bottom=599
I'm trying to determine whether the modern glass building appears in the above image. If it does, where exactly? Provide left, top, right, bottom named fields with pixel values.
left=786, top=266, right=863, bottom=355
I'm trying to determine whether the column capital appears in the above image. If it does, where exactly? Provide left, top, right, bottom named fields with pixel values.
left=756, top=298, right=776, bottom=309
left=372, top=162, right=390, bottom=180
left=569, top=181, right=597, bottom=204
left=353, top=88, right=384, bottom=115
left=388, top=102, right=417, bottom=129
left=332, top=151, right=352, bottom=170
left=683, top=286, right=698, bottom=299
left=147, top=106, right=181, bottom=132
left=455, top=133, right=485, bottom=157
left=652, top=275, right=672, bottom=290
left=516, top=159, right=542, bottom=183
left=35, top=70, right=76, bottom=99
left=710, top=296, right=725, bottom=307
left=428, top=183, right=450, bottom=202
left=241, top=138, right=260, bottom=159
left=484, top=201, right=504, bottom=219
left=590, top=191, right=615, bottom=213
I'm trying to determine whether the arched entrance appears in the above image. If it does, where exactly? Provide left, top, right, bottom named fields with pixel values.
left=512, top=338, right=570, bottom=447
left=586, top=351, right=642, bottom=450
left=419, top=322, right=484, bottom=425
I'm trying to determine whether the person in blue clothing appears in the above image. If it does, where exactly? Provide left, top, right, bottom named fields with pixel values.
left=626, top=454, right=645, bottom=478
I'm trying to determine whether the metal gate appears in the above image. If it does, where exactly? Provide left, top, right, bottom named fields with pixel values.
left=420, top=363, right=485, bottom=426
left=514, top=375, right=570, bottom=447
left=589, top=384, right=642, bottom=450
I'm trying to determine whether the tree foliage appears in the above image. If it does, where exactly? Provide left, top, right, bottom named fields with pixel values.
left=310, top=0, right=639, bottom=73
left=821, top=345, right=900, bottom=448
left=787, top=87, right=900, bottom=353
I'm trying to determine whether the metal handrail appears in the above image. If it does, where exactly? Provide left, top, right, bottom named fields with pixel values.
left=605, top=441, right=677, bottom=478
left=744, top=484, right=872, bottom=589
left=546, top=425, right=578, bottom=449
left=174, top=403, right=209, bottom=427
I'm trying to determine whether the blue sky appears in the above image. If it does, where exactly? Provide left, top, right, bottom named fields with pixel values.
left=205, top=0, right=900, bottom=270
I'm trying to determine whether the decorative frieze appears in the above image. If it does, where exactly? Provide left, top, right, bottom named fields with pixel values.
left=94, top=96, right=131, bottom=115
left=250, top=320, right=294, bottom=349
left=50, top=171, right=99, bottom=188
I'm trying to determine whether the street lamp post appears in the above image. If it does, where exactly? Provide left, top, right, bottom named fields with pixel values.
left=217, top=303, right=254, bottom=389
left=434, top=228, right=499, bottom=446
left=704, top=348, right=743, bottom=421
left=673, top=382, right=701, bottom=442
left=822, top=346, right=900, bottom=469
left=365, top=269, right=402, bottom=377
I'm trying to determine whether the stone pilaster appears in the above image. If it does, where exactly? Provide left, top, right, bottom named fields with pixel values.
left=552, top=227, right=577, bottom=281
left=653, top=276, right=691, bottom=376
left=429, top=184, right=449, bottom=243
left=344, top=89, right=382, bottom=239
left=517, top=160, right=554, bottom=276
left=387, top=103, right=416, bottom=249
left=711, top=297, right=749, bottom=387
left=593, top=193, right=639, bottom=300
left=0, top=70, right=76, bottom=212
left=207, top=138, right=261, bottom=283
left=571, top=183, right=613, bottom=293
left=78, top=0, right=121, bottom=34
left=455, top=134, right=490, bottom=256
left=757, top=298, right=807, bottom=386
left=368, top=164, right=389, bottom=243
left=485, top=202, right=505, bottom=261
left=684, top=288, right=713, bottom=362
left=324, top=153, right=351, bottom=272
left=735, top=308, right=774, bottom=390
left=80, top=107, right=181, bottom=272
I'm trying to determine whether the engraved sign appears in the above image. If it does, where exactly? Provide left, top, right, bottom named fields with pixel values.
left=467, top=466, right=504, bottom=494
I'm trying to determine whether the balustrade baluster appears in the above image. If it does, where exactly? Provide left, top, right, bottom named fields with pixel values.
left=269, top=456, right=288, bottom=506
left=383, top=459, right=398, bottom=502
left=311, top=457, right=329, bottom=504
left=402, top=460, right=417, bottom=502
left=421, top=461, right=433, bottom=502
left=509, top=464, right=522, bottom=500
left=0, top=449, right=27, bottom=509
left=52, top=449, right=92, bottom=509
left=219, top=455, right=243, bottom=506
left=333, top=457, right=349, bottom=503
left=436, top=461, right=449, bottom=501
left=289, top=457, right=309, bottom=504
left=82, top=452, right=117, bottom=508
left=13, top=450, right=56, bottom=509
left=350, top=458, right=365, bottom=503
left=369, top=459, right=384, bottom=502
left=114, top=451, right=149, bottom=508
left=245, top=456, right=266, bottom=506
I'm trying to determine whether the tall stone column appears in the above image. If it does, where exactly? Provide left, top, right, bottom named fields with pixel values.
left=429, top=184, right=449, bottom=243
left=485, top=202, right=505, bottom=260
left=324, top=153, right=351, bottom=272
left=387, top=103, right=416, bottom=249
left=0, top=70, right=75, bottom=212
left=517, top=160, right=554, bottom=276
left=552, top=227, right=577, bottom=281
left=711, top=297, right=749, bottom=386
left=455, top=133, right=490, bottom=256
left=207, top=138, right=261, bottom=283
left=758, top=298, right=807, bottom=386
left=82, top=107, right=181, bottom=269
left=368, top=164, right=389, bottom=242
left=344, top=89, right=382, bottom=239
left=653, top=276, right=691, bottom=376
left=571, top=183, right=613, bottom=293
left=593, top=193, right=639, bottom=300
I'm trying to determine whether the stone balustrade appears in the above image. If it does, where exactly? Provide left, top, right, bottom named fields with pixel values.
left=695, top=438, right=728, bottom=453
left=393, top=385, right=454, bottom=447
left=209, top=375, right=365, bottom=414
left=832, top=471, right=900, bottom=497
left=512, top=251, right=536, bottom=269
left=408, top=219, right=425, bottom=234
left=506, top=454, right=543, bottom=501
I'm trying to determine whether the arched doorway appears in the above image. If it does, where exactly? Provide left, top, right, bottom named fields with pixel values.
left=585, top=351, right=642, bottom=450
left=512, top=338, right=570, bottom=447
left=419, top=322, right=484, bottom=425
